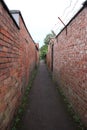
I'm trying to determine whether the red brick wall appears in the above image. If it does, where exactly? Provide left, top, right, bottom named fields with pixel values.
left=53, top=7, right=87, bottom=125
left=46, top=38, right=55, bottom=71
left=19, top=14, right=36, bottom=89
left=47, top=6, right=87, bottom=126
left=0, top=1, right=38, bottom=129
left=35, top=43, right=39, bottom=67
left=46, top=44, right=52, bottom=70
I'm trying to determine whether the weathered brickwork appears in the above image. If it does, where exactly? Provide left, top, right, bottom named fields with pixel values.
left=35, top=43, right=39, bottom=66
left=46, top=44, right=52, bottom=70
left=0, top=1, right=39, bottom=130
left=46, top=38, right=55, bottom=71
left=47, top=4, right=87, bottom=126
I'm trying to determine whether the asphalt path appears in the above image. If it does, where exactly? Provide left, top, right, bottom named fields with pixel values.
left=20, top=60, right=77, bottom=130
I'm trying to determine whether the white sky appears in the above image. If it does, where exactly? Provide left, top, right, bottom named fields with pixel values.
left=4, top=0, right=85, bottom=47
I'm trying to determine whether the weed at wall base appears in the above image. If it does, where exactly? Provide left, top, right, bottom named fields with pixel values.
left=55, top=84, right=87, bottom=130
left=11, top=68, right=38, bottom=130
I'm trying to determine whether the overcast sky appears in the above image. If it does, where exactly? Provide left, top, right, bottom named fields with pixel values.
left=4, top=0, right=85, bottom=47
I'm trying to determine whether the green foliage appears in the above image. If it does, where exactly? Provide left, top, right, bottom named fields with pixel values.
left=40, top=31, right=56, bottom=60
left=40, top=44, right=48, bottom=60
left=44, top=30, right=56, bottom=45
left=55, top=85, right=86, bottom=130
left=50, top=73, right=87, bottom=130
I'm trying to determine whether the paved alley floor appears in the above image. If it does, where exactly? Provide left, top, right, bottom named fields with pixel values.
left=20, top=60, right=77, bottom=130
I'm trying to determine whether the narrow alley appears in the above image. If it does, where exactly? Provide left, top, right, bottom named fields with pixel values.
left=0, top=1, right=87, bottom=130
left=19, top=61, right=77, bottom=130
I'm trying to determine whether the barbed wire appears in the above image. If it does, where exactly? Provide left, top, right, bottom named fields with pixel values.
left=63, top=0, right=79, bottom=21
left=52, top=0, right=72, bottom=30
left=62, top=0, right=72, bottom=18
left=52, top=0, right=85, bottom=33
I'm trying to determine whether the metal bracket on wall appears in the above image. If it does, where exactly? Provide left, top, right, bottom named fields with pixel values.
left=58, top=17, right=67, bottom=35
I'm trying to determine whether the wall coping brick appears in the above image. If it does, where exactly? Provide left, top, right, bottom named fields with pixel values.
left=0, top=0, right=20, bottom=29
left=11, top=10, right=20, bottom=26
left=56, top=0, right=87, bottom=38
left=1, top=0, right=36, bottom=46
left=10, top=10, right=36, bottom=45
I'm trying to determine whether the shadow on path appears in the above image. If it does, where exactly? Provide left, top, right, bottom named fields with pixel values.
left=20, top=60, right=77, bottom=130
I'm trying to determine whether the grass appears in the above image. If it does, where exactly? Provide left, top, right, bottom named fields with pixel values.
left=55, top=83, right=87, bottom=130
left=11, top=67, right=38, bottom=130
left=46, top=64, right=87, bottom=130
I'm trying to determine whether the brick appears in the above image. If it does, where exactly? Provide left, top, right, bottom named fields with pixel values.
left=47, top=7, right=87, bottom=126
left=0, top=1, right=39, bottom=129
